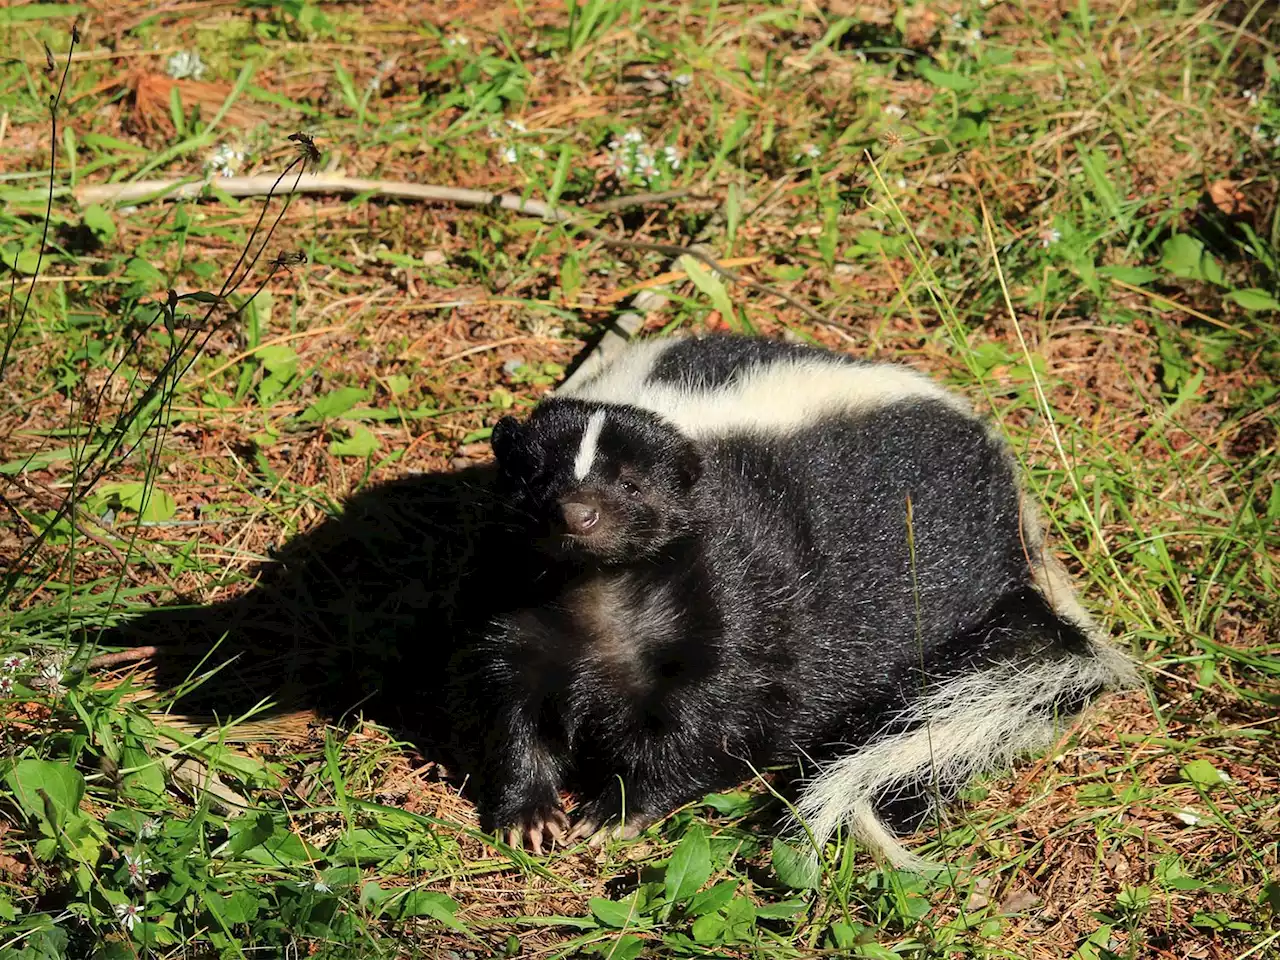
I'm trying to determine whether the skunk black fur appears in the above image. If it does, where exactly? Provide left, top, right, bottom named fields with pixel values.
left=450, top=334, right=1135, bottom=867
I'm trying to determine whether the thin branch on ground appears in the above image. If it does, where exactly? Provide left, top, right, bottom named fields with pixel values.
left=85, top=646, right=159, bottom=671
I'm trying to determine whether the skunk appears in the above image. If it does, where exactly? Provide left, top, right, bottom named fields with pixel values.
left=450, top=334, right=1136, bottom=867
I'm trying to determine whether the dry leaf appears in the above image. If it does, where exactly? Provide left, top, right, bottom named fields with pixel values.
left=998, top=887, right=1042, bottom=914
left=1207, top=179, right=1253, bottom=215
left=0, top=852, right=26, bottom=879
left=129, top=71, right=274, bottom=138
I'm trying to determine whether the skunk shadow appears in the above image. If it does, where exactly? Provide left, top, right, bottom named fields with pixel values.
left=109, top=464, right=548, bottom=757
left=107, top=458, right=940, bottom=841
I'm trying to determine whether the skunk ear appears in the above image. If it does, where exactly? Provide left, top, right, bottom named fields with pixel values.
left=491, top=416, right=523, bottom=466
left=676, top=443, right=703, bottom=489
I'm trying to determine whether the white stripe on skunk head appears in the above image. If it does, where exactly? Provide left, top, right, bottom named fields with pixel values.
left=572, top=409, right=608, bottom=480
left=491, top=399, right=702, bottom=564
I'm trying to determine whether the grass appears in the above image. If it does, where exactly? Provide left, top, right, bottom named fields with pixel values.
left=1, top=0, right=1277, bottom=956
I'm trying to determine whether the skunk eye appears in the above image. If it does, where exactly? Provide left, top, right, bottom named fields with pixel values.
left=619, top=479, right=641, bottom=497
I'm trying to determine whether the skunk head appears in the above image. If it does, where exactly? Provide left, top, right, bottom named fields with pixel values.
left=491, top=399, right=702, bottom=564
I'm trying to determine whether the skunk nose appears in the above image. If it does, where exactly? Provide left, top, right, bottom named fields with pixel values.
left=561, top=501, right=599, bottom=535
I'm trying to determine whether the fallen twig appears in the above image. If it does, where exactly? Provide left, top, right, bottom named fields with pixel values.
left=74, top=174, right=568, bottom=214
left=590, top=188, right=694, bottom=211
left=86, top=646, right=159, bottom=671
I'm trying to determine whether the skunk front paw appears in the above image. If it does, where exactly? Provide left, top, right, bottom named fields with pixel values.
left=568, top=800, right=657, bottom=847
left=503, top=804, right=570, bottom=855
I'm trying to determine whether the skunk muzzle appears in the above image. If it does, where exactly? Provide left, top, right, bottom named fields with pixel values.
left=559, top=497, right=601, bottom=537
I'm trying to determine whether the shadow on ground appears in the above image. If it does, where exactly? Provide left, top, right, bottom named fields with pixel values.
left=105, top=464, right=553, bottom=762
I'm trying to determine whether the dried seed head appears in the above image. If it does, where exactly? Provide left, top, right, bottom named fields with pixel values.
left=880, top=130, right=905, bottom=150
left=271, top=251, right=308, bottom=270
left=288, top=132, right=321, bottom=163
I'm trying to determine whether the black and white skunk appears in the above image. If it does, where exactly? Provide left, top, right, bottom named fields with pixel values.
left=449, top=334, right=1136, bottom=868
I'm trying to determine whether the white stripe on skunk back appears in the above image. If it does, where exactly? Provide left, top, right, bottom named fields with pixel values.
left=793, top=548, right=1138, bottom=872
left=559, top=336, right=971, bottom=439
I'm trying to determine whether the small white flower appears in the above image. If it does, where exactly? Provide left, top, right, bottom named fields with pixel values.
left=950, top=13, right=966, bottom=29
left=672, top=73, right=692, bottom=87
left=505, top=119, right=528, bottom=134
left=1, top=655, right=23, bottom=671
left=0, top=677, right=13, bottom=696
left=124, top=852, right=151, bottom=888
left=793, top=144, right=822, bottom=161
left=961, top=28, right=983, bottom=47
left=500, top=145, right=519, bottom=164
left=608, top=133, right=666, bottom=181
left=166, top=51, right=205, bottom=81
left=1039, top=227, right=1062, bottom=248
left=115, top=902, right=142, bottom=931
left=139, top=818, right=161, bottom=839
left=1175, top=809, right=1201, bottom=826
left=1272, top=133, right=1280, bottom=147
left=35, top=659, right=66, bottom=696
left=312, top=880, right=331, bottom=893
left=896, top=177, right=908, bottom=190
left=444, top=34, right=469, bottom=48
left=528, top=146, right=546, bottom=159
left=205, top=144, right=246, bottom=179
left=884, top=104, right=906, bottom=119
left=486, top=124, right=502, bottom=140
left=1244, top=89, right=1259, bottom=107
left=663, top=145, right=682, bottom=169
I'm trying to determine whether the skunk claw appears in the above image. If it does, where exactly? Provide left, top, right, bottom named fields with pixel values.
left=504, top=805, right=569, bottom=855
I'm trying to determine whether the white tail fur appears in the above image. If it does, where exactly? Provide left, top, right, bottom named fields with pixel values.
left=793, top=563, right=1138, bottom=872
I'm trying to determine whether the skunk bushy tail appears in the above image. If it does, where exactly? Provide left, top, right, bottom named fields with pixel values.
left=794, top=517, right=1138, bottom=872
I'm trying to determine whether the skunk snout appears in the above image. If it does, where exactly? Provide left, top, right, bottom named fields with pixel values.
left=560, top=499, right=600, bottom=536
